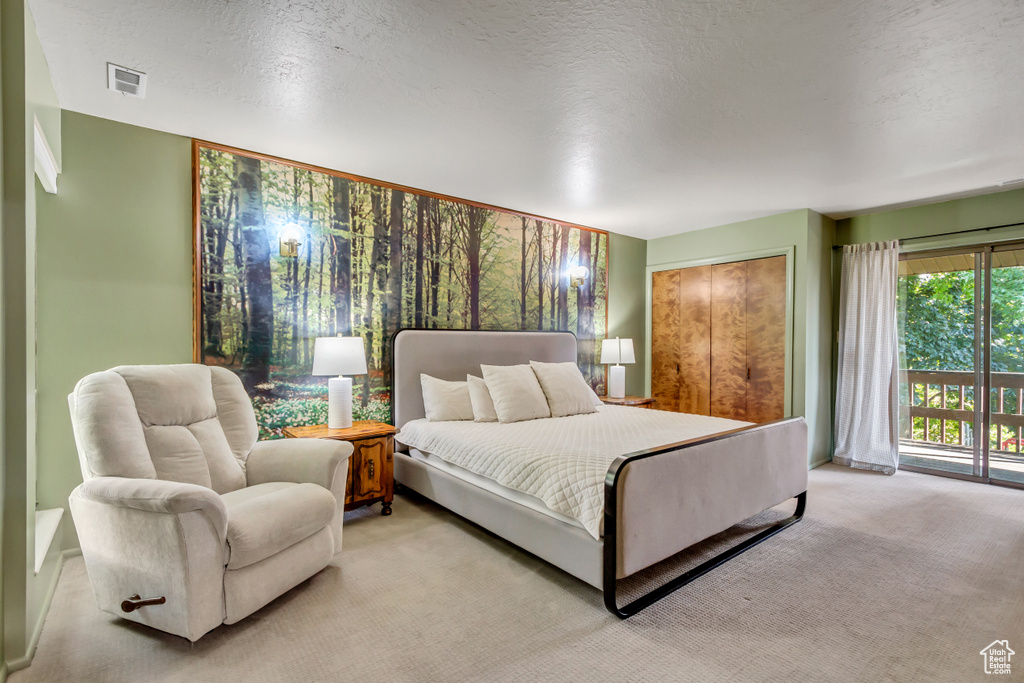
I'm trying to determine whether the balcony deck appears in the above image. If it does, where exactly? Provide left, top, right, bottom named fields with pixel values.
left=900, top=369, right=1024, bottom=484
left=899, top=441, right=1024, bottom=484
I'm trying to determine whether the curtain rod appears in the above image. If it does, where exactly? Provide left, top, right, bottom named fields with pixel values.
left=831, top=220, right=1024, bottom=251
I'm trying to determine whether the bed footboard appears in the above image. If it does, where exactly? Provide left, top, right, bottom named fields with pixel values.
left=603, top=417, right=808, bottom=618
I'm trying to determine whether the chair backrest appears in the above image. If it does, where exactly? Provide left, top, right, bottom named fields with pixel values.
left=68, top=364, right=259, bottom=494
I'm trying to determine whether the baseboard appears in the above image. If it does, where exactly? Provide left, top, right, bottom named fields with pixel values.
left=6, top=548, right=75, bottom=674
left=809, top=454, right=832, bottom=470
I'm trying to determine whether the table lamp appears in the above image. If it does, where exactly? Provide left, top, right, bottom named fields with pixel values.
left=312, top=336, right=368, bottom=429
left=600, top=337, right=635, bottom=399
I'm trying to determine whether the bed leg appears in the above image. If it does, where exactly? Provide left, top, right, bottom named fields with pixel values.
left=603, top=491, right=806, bottom=619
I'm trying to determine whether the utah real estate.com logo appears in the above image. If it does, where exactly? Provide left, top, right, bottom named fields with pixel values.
left=980, top=640, right=1014, bottom=675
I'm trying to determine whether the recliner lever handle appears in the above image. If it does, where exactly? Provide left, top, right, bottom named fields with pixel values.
left=121, top=594, right=166, bottom=613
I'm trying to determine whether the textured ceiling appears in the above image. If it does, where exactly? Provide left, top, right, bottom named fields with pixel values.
left=28, top=0, right=1024, bottom=239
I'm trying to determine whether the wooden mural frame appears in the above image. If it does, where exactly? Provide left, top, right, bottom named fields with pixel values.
left=191, top=139, right=610, bottom=361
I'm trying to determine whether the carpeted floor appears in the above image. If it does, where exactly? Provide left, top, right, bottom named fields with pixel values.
left=12, top=464, right=1024, bottom=682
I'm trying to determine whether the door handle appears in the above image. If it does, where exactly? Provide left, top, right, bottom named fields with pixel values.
left=368, top=458, right=375, bottom=478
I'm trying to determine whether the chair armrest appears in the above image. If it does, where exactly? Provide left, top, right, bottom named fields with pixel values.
left=77, top=476, right=227, bottom=540
left=246, top=438, right=353, bottom=490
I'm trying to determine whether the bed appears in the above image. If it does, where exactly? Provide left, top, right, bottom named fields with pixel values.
left=391, top=329, right=807, bottom=617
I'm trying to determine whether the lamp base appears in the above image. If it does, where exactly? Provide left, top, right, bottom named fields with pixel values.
left=328, top=376, right=353, bottom=429
left=608, top=365, right=626, bottom=399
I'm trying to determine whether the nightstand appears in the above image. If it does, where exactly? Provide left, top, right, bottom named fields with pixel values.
left=283, top=420, right=397, bottom=516
left=600, top=395, right=656, bottom=409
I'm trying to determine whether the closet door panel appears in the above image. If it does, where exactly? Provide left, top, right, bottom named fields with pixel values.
left=676, top=266, right=712, bottom=414
left=651, top=269, right=683, bottom=412
left=745, top=256, right=787, bottom=422
left=710, top=261, right=747, bottom=420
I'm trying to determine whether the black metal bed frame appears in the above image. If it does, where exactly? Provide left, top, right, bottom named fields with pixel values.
left=602, top=419, right=807, bottom=618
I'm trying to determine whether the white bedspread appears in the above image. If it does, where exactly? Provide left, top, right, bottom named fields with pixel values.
left=396, top=406, right=750, bottom=540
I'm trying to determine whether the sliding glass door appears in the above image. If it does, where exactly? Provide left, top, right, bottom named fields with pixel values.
left=987, top=246, right=1024, bottom=485
left=898, top=249, right=982, bottom=478
left=897, top=242, right=1024, bottom=487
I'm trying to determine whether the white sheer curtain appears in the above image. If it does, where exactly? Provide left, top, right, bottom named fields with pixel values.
left=834, top=241, right=901, bottom=474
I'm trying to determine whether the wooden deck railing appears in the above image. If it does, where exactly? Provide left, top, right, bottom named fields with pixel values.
left=904, top=370, right=1024, bottom=451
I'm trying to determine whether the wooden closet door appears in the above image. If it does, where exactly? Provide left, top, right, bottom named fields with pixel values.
left=745, top=255, right=787, bottom=422
left=651, top=267, right=711, bottom=414
left=676, top=266, right=712, bottom=414
left=651, top=269, right=683, bottom=412
left=710, top=261, right=748, bottom=419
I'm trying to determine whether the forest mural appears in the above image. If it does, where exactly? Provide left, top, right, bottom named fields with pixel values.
left=195, top=143, right=609, bottom=438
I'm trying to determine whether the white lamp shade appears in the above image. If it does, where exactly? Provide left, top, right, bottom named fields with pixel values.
left=312, top=337, right=368, bottom=376
left=600, top=338, right=635, bottom=365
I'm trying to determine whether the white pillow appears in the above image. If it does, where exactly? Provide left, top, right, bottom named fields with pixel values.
left=466, top=375, right=498, bottom=422
left=420, top=374, right=474, bottom=421
left=480, top=364, right=551, bottom=423
left=529, top=361, right=598, bottom=417
left=588, top=385, right=604, bottom=407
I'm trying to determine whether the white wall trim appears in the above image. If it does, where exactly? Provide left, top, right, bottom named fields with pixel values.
left=34, top=508, right=64, bottom=574
left=6, top=549, right=75, bottom=675
left=644, top=245, right=796, bottom=417
left=33, top=115, right=59, bottom=194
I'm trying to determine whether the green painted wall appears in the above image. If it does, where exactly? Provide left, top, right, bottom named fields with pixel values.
left=36, top=111, right=194, bottom=551
left=2, top=1, right=65, bottom=671
left=607, top=233, right=648, bottom=395
left=837, top=188, right=1024, bottom=246
left=0, top=5, right=9, bottom=674
left=645, top=209, right=835, bottom=467
left=2, top=0, right=33, bottom=664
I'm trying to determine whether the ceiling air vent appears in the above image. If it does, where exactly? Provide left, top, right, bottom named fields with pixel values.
left=107, top=63, right=147, bottom=98
left=997, top=177, right=1024, bottom=187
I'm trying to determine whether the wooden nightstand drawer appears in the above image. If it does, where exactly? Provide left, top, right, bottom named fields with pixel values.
left=349, top=436, right=390, bottom=500
left=283, top=420, right=396, bottom=516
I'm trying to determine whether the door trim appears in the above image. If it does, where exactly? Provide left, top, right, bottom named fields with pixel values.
left=644, top=246, right=795, bottom=418
left=982, top=248, right=993, bottom=480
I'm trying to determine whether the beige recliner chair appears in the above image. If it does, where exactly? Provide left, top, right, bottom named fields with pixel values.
left=67, top=364, right=353, bottom=641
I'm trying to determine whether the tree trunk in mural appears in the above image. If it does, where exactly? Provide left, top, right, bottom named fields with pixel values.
left=350, top=199, right=362, bottom=333
left=317, top=232, right=325, bottom=337
left=548, top=225, right=558, bottom=329
left=520, top=217, right=528, bottom=330
left=301, top=174, right=314, bottom=366
left=557, top=224, right=570, bottom=330
left=365, top=186, right=388, bottom=395
left=430, top=199, right=442, bottom=328
left=577, top=229, right=593, bottom=375
left=384, top=189, right=404, bottom=387
left=415, top=196, right=426, bottom=328
left=445, top=224, right=455, bottom=326
left=236, top=155, right=272, bottom=390
left=231, top=208, right=249, bottom=364
left=536, top=220, right=544, bottom=330
left=286, top=170, right=300, bottom=365
left=467, top=206, right=484, bottom=330
left=331, top=176, right=352, bottom=336
left=202, top=174, right=231, bottom=358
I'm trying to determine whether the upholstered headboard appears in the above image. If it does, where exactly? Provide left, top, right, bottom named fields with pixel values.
left=391, top=329, right=579, bottom=431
